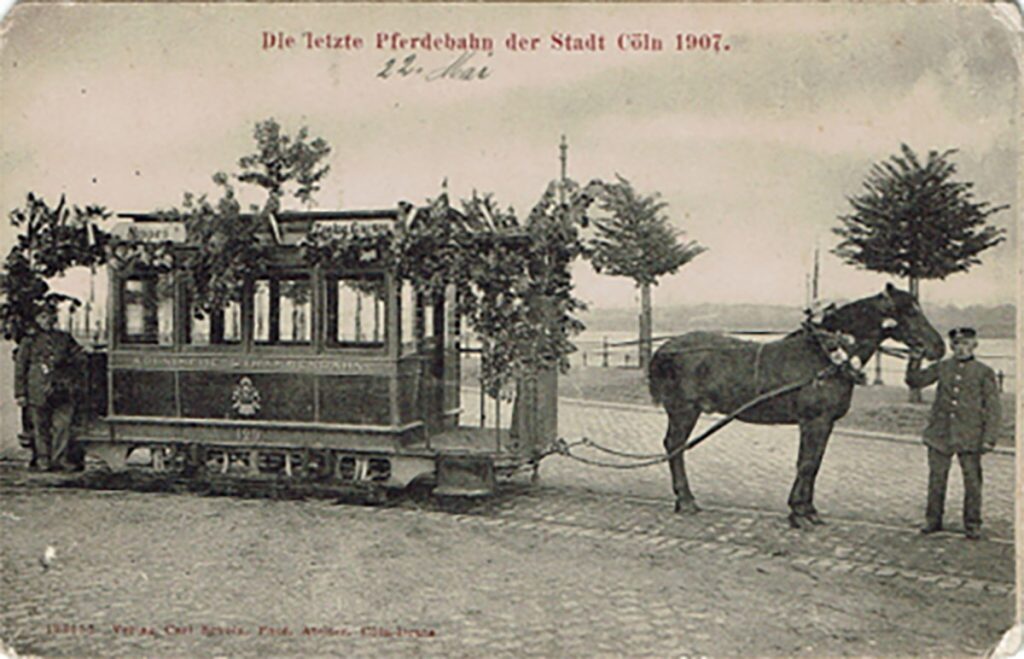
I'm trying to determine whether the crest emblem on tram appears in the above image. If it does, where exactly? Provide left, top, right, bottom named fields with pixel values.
left=231, top=377, right=262, bottom=417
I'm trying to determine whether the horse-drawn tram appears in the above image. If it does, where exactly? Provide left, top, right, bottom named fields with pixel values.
left=64, top=206, right=555, bottom=497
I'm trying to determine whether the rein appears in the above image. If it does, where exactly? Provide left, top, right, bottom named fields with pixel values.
left=542, top=366, right=836, bottom=469
left=753, top=342, right=767, bottom=396
left=877, top=345, right=914, bottom=360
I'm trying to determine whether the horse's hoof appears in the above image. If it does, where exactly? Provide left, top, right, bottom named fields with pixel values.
left=674, top=500, right=701, bottom=515
left=788, top=513, right=814, bottom=530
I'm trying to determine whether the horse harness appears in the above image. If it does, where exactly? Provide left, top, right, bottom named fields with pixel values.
left=544, top=324, right=868, bottom=469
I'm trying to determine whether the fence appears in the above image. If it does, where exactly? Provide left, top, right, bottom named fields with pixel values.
left=573, top=332, right=1015, bottom=392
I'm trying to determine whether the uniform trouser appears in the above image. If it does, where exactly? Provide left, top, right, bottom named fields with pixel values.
left=926, top=447, right=982, bottom=529
left=29, top=401, right=74, bottom=466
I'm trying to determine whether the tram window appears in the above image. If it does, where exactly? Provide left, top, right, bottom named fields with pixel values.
left=444, top=284, right=459, bottom=349
left=326, top=275, right=385, bottom=347
left=421, top=293, right=436, bottom=341
left=253, top=280, right=271, bottom=343
left=187, top=301, right=241, bottom=346
left=400, top=283, right=416, bottom=353
left=253, top=275, right=312, bottom=345
left=120, top=274, right=174, bottom=345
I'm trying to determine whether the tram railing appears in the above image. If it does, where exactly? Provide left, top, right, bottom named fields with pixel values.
left=458, top=344, right=557, bottom=458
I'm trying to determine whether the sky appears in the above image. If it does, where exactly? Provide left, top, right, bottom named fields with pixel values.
left=0, top=2, right=1019, bottom=311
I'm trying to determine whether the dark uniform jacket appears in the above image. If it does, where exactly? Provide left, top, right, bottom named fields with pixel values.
left=14, top=330, right=84, bottom=407
left=905, top=357, right=1001, bottom=454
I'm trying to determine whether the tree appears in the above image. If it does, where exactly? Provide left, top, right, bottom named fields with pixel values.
left=833, top=144, right=1008, bottom=400
left=236, top=118, right=332, bottom=216
left=588, top=176, right=706, bottom=370
left=175, top=118, right=332, bottom=316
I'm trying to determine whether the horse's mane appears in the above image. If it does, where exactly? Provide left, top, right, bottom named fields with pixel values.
left=819, top=297, right=882, bottom=335
left=785, top=296, right=882, bottom=341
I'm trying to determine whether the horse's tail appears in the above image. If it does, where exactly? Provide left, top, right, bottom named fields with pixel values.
left=648, top=348, right=677, bottom=406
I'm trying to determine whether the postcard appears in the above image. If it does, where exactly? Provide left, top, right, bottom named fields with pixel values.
left=0, top=2, right=1020, bottom=656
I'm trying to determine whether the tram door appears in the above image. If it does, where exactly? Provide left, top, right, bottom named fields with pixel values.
left=441, top=285, right=460, bottom=431
left=421, top=286, right=460, bottom=436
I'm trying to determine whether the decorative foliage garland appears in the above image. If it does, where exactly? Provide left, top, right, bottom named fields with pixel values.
left=1, top=249, right=53, bottom=342
left=2, top=180, right=604, bottom=400
left=303, top=182, right=605, bottom=397
left=174, top=180, right=268, bottom=318
left=157, top=119, right=334, bottom=319
left=1, top=194, right=109, bottom=341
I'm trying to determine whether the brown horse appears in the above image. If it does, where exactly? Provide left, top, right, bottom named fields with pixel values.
left=648, top=284, right=945, bottom=529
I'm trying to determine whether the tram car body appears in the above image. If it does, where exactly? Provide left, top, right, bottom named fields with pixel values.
left=59, top=207, right=556, bottom=496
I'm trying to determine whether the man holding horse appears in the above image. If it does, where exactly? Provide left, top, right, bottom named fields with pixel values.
left=906, top=326, right=1001, bottom=540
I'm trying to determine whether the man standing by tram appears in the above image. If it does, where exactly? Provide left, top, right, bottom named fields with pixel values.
left=14, top=303, right=85, bottom=472
left=906, top=327, right=1001, bottom=540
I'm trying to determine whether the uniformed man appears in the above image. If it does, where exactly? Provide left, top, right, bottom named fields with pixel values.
left=906, top=327, right=1001, bottom=540
left=14, top=304, right=85, bottom=472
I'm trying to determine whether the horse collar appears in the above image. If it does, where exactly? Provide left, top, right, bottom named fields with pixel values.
left=805, top=324, right=868, bottom=385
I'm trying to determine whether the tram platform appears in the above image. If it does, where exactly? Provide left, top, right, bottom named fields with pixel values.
left=425, top=426, right=516, bottom=455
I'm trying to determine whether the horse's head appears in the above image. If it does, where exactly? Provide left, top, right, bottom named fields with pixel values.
left=878, top=283, right=945, bottom=361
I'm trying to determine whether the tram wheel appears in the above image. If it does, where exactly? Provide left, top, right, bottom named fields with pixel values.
left=181, top=444, right=205, bottom=478
left=364, top=488, right=389, bottom=506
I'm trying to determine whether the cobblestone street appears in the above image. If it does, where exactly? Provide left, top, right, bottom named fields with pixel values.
left=1, top=396, right=1017, bottom=656
left=547, top=398, right=1017, bottom=541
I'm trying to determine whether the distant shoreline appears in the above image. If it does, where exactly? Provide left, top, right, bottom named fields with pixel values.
left=578, top=302, right=1017, bottom=340
left=577, top=327, right=1017, bottom=341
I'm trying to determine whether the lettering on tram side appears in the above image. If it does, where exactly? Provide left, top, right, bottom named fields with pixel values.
left=110, top=353, right=392, bottom=375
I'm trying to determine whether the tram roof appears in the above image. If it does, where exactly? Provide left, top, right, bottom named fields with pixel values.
left=118, top=209, right=403, bottom=223
left=117, top=202, right=528, bottom=246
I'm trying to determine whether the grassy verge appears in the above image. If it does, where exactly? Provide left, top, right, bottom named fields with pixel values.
left=463, top=360, right=1016, bottom=448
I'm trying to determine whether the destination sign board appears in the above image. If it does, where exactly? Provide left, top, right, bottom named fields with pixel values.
left=312, top=219, right=394, bottom=234
left=111, top=222, right=187, bottom=243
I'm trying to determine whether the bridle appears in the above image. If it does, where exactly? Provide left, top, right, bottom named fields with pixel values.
left=875, top=289, right=928, bottom=360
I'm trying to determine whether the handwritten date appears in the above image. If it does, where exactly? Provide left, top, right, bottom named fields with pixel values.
left=377, top=52, right=491, bottom=82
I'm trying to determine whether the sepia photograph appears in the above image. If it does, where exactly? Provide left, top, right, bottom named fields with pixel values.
left=0, top=2, right=1020, bottom=656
